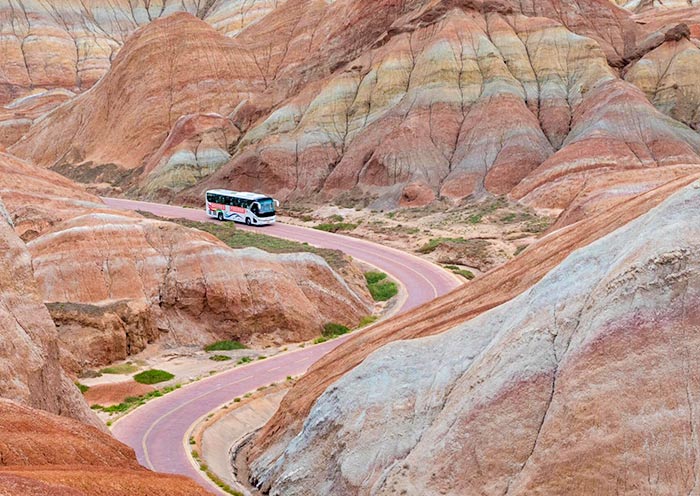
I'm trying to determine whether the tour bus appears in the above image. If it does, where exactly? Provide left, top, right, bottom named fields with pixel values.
left=205, top=189, right=279, bottom=226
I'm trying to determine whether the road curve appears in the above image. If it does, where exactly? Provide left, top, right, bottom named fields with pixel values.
left=106, top=198, right=461, bottom=492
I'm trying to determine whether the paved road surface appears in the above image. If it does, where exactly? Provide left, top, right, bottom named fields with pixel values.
left=106, top=198, right=461, bottom=493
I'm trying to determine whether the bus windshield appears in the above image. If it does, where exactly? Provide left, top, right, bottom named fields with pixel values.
left=257, top=198, right=275, bottom=214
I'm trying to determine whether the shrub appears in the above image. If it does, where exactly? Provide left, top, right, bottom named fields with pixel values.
left=133, top=369, right=174, bottom=385
left=237, top=357, right=252, bottom=365
left=371, top=281, right=397, bottom=301
left=75, top=382, right=89, bottom=394
left=313, top=337, right=328, bottom=344
left=314, top=222, right=359, bottom=233
left=417, top=237, right=467, bottom=254
left=209, top=355, right=232, bottom=362
left=204, top=340, right=246, bottom=352
left=323, top=322, right=350, bottom=337
left=364, top=271, right=398, bottom=301
left=467, top=214, right=482, bottom=224
left=453, top=269, right=475, bottom=280
left=364, top=271, right=387, bottom=285
left=357, top=315, right=378, bottom=328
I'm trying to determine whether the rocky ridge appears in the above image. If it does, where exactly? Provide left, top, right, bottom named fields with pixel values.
left=249, top=176, right=700, bottom=495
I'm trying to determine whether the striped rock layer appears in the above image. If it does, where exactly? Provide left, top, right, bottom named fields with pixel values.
left=0, top=152, right=371, bottom=373
left=248, top=175, right=700, bottom=495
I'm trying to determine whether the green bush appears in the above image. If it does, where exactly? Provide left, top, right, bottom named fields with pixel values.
left=313, top=337, right=328, bottom=344
left=204, top=340, right=246, bottom=352
left=237, top=357, right=252, bottom=365
left=453, top=269, right=475, bottom=280
left=75, top=382, right=89, bottom=394
left=364, top=271, right=398, bottom=301
left=364, top=271, right=387, bottom=285
left=357, top=315, right=378, bottom=328
left=314, top=222, right=359, bottom=233
left=209, top=355, right=231, bottom=362
left=417, top=237, right=467, bottom=254
left=323, top=322, right=350, bottom=337
left=133, top=369, right=174, bottom=385
left=467, top=214, right=482, bottom=224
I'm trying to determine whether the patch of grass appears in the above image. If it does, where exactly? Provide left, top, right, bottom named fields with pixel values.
left=524, top=217, right=551, bottom=234
left=100, top=363, right=138, bottom=375
left=499, top=213, right=518, bottom=223
left=94, top=386, right=178, bottom=415
left=75, top=382, right=89, bottom=394
left=209, top=355, right=231, bottom=362
left=313, top=337, right=328, bottom=344
left=365, top=271, right=387, bottom=285
left=357, top=315, right=378, bottom=328
left=237, top=356, right=253, bottom=365
left=133, top=369, right=174, bottom=385
left=467, top=214, right=483, bottom=224
left=314, top=222, right=359, bottom=233
left=453, top=269, right=475, bottom=280
left=204, top=340, right=246, bottom=352
left=323, top=322, right=350, bottom=337
left=365, top=271, right=398, bottom=302
left=203, top=466, right=243, bottom=496
left=444, top=264, right=475, bottom=280
left=138, top=213, right=348, bottom=271
left=417, top=237, right=467, bottom=254
left=328, top=214, right=344, bottom=222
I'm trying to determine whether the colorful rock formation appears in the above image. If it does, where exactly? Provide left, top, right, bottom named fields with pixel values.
left=248, top=176, right=700, bottom=495
left=0, top=152, right=371, bottom=373
left=0, top=196, right=99, bottom=428
left=0, top=399, right=212, bottom=495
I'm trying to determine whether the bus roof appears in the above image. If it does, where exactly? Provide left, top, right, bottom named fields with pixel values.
left=206, top=189, right=271, bottom=200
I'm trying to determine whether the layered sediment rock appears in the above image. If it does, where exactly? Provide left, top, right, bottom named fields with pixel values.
left=246, top=171, right=700, bottom=490
left=625, top=36, right=700, bottom=131
left=0, top=152, right=371, bottom=372
left=249, top=177, right=700, bottom=495
left=0, top=399, right=211, bottom=495
left=0, top=89, right=74, bottom=148
left=0, top=0, right=285, bottom=105
left=190, top=5, right=699, bottom=219
left=0, top=196, right=99, bottom=428
left=9, top=13, right=263, bottom=186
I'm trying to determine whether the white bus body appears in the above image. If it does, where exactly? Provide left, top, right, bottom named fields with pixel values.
left=205, top=189, right=278, bottom=226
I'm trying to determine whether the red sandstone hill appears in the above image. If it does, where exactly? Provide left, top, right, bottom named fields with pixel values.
left=5, top=0, right=700, bottom=220
left=0, top=400, right=211, bottom=495
left=0, top=152, right=371, bottom=374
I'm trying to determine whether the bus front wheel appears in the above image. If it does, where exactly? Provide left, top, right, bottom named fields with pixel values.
left=245, top=217, right=252, bottom=226
left=217, top=212, right=224, bottom=221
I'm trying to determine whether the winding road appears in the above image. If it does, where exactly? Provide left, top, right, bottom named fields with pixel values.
left=105, top=198, right=461, bottom=493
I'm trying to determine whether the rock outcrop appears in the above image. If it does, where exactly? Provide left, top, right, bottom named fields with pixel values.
left=625, top=34, right=700, bottom=132
left=11, top=0, right=684, bottom=221
left=249, top=177, right=700, bottom=495
left=0, top=0, right=285, bottom=105
left=245, top=171, right=700, bottom=490
left=189, top=4, right=699, bottom=220
left=0, top=399, right=211, bottom=495
left=0, top=152, right=371, bottom=372
left=0, top=195, right=99, bottom=428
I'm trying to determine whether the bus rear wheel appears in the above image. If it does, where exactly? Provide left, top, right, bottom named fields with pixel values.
left=217, top=212, right=224, bottom=221
left=245, top=217, right=252, bottom=226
